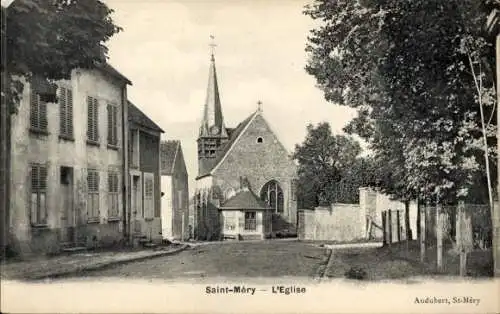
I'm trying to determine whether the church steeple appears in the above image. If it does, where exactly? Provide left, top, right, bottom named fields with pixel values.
left=197, top=36, right=229, bottom=176
left=199, top=36, right=227, bottom=138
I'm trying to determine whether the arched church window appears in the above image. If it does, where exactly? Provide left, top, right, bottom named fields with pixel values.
left=260, top=180, right=284, bottom=213
left=257, top=137, right=263, bottom=143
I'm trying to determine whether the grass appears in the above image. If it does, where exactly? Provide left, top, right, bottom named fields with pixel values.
left=326, top=240, right=493, bottom=280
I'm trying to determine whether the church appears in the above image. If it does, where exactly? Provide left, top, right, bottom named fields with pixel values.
left=194, top=50, right=298, bottom=241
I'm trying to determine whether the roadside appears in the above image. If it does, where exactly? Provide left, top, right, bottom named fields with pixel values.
left=322, top=240, right=493, bottom=281
left=0, top=243, right=188, bottom=281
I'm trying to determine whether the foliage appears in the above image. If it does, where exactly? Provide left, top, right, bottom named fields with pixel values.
left=304, top=0, right=498, bottom=204
left=293, top=122, right=376, bottom=207
left=1, top=0, right=122, bottom=111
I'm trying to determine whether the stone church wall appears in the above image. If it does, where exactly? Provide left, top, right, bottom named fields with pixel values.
left=212, top=114, right=298, bottom=226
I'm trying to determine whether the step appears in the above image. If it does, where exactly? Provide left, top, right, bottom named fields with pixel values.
left=142, top=242, right=158, bottom=248
left=61, top=246, right=87, bottom=253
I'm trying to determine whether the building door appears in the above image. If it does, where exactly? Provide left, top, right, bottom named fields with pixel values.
left=60, top=166, right=74, bottom=243
left=131, top=174, right=142, bottom=235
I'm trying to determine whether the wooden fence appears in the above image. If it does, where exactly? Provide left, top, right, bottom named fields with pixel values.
left=381, top=202, right=491, bottom=276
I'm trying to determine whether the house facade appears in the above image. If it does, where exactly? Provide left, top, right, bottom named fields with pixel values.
left=194, top=53, right=297, bottom=241
left=9, top=65, right=131, bottom=255
left=128, top=101, right=164, bottom=246
left=160, top=140, right=189, bottom=241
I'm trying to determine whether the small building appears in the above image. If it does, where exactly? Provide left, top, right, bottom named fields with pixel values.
left=219, top=185, right=271, bottom=241
left=128, top=101, right=164, bottom=246
left=9, top=64, right=131, bottom=255
left=160, top=140, right=189, bottom=241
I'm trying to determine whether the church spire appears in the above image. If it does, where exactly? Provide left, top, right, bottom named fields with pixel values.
left=199, top=35, right=227, bottom=138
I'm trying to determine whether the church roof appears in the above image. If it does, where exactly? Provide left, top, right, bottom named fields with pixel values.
left=199, top=55, right=227, bottom=137
left=220, top=188, right=269, bottom=210
left=197, top=111, right=257, bottom=179
left=160, top=140, right=180, bottom=175
left=128, top=101, right=164, bottom=133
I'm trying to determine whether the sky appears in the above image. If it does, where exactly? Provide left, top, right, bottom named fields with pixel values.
left=105, top=0, right=359, bottom=195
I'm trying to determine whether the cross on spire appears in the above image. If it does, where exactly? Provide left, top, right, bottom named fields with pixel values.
left=257, top=100, right=263, bottom=112
left=209, top=35, right=217, bottom=60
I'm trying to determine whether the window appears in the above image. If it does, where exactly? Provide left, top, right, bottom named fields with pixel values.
left=87, top=169, right=100, bottom=220
left=257, top=137, right=263, bottom=143
left=30, top=163, right=48, bottom=225
left=260, top=180, right=284, bottom=213
left=107, top=104, right=118, bottom=147
left=30, top=89, right=48, bottom=132
left=87, top=96, right=99, bottom=143
left=224, top=211, right=236, bottom=231
left=244, top=211, right=257, bottom=231
left=143, top=173, right=154, bottom=218
left=59, top=87, right=73, bottom=138
left=129, top=129, right=139, bottom=168
left=108, top=171, right=119, bottom=218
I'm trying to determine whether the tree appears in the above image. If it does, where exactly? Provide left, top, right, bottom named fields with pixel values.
left=0, top=0, right=121, bottom=257
left=304, top=0, right=497, bottom=205
left=1, top=0, right=122, bottom=110
left=292, top=122, right=362, bottom=208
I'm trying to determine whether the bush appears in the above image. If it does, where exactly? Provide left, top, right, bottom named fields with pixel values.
left=344, top=266, right=367, bottom=280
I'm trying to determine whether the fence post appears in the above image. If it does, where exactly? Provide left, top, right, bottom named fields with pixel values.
left=382, top=211, right=387, bottom=246
left=388, top=210, right=393, bottom=247
left=397, top=210, right=401, bottom=242
left=436, top=202, right=443, bottom=272
left=420, top=203, right=426, bottom=262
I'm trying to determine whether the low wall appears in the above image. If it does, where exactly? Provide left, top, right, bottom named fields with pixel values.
left=299, top=203, right=363, bottom=242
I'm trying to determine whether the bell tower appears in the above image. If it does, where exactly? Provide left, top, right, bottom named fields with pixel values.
left=197, top=36, right=229, bottom=176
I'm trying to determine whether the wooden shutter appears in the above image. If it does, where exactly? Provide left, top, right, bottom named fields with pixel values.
left=107, top=105, right=112, bottom=144
left=107, top=105, right=117, bottom=145
left=59, top=87, right=67, bottom=135
left=144, top=174, right=154, bottom=218
left=67, top=89, right=73, bottom=137
left=87, top=97, right=98, bottom=142
left=39, top=98, right=47, bottom=131
left=30, top=90, right=39, bottom=129
left=93, top=98, right=99, bottom=141
left=87, top=97, right=93, bottom=140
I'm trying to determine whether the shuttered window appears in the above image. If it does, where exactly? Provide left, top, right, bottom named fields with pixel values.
left=143, top=173, right=154, bottom=218
left=87, top=169, right=100, bottom=219
left=30, top=163, right=48, bottom=225
left=107, top=104, right=118, bottom=146
left=59, top=87, right=73, bottom=138
left=87, top=96, right=99, bottom=143
left=30, top=89, right=48, bottom=132
left=108, top=171, right=120, bottom=218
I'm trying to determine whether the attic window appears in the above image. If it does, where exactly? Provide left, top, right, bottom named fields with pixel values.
left=257, top=137, right=263, bottom=143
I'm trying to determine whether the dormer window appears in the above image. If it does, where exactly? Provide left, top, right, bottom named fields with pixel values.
left=257, top=137, right=263, bottom=143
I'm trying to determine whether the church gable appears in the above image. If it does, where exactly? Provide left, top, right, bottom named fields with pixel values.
left=212, top=112, right=296, bottom=192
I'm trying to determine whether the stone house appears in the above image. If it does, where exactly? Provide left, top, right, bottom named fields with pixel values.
left=194, top=53, right=297, bottom=240
left=9, top=64, right=131, bottom=255
left=160, top=140, right=189, bottom=241
left=128, top=101, right=164, bottom=246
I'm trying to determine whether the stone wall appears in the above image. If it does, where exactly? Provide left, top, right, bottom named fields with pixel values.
left=298, top=188, right=419, bottom=243
left=299, top=204, right=363, bottom=242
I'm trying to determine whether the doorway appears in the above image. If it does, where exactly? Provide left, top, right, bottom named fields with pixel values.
left=60, top=166, right=74, bottom=243
left=131, top=174, right=142, bottom=234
